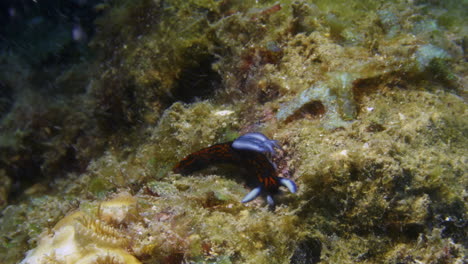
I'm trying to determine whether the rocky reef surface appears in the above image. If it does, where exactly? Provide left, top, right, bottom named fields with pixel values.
left=0, top=0, right=467, bottom=263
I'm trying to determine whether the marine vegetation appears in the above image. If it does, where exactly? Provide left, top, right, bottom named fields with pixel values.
left=0, top=0, right=466, bottom=263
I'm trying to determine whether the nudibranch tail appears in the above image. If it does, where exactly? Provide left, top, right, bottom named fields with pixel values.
left=172, top=132, right=297, bottom=206
left=173, top=142, right=238, bottom=175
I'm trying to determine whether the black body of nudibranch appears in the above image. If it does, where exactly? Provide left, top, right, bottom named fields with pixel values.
left=173, top=132, right=297, bottom=206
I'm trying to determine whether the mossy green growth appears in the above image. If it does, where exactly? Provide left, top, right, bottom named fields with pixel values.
left=427, top=58, right=457, bottom=86
left=3, top=0, right=467, bottom=263
left=149, top=101, right=240, bottom=177
left=0, top=195, right=74, bottom=264
left=146, top=181, right=179, bottom=197
left=122, top=10, right=214, bottom=95
left=0, top=170, right=11, bottom=209
left=151, top=174, right=300, bottom=263
left=289, top=88, right=466, bottom=263
left=40, top=175, right=299, bottom=264
left=88, top=177, right=113, bottom=197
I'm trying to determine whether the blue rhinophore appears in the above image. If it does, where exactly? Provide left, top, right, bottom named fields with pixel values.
left=232, top=132, right=280, bottom=155
left=175, top=132, right=297, bottom=207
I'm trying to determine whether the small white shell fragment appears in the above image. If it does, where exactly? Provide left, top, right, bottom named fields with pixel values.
left=398, top=113, right=406, bottom=120
left=214, top=110, right=234, bottom=116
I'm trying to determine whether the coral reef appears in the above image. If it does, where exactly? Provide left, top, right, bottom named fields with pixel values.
left=20, top=193, right=141, bottom=264
left=20, top=186, right=298, bottom=264
left=0, top=0, right=466, bottom=263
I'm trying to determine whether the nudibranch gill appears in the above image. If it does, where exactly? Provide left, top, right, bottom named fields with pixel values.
left=173, top=132, right=297, bottom=206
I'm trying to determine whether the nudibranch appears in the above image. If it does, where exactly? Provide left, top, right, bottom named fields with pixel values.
left=173, top=132, right=297, bottom=206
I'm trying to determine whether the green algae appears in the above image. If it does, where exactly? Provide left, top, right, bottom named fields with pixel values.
left=291, top=89, right=467, bottom=263
left=0, top=170, right=11, bottom=208
left=88, top=177, right=113, bottom=197
left=148, top=101, right=240, bottom=178
left=0, top=0, right=467, bottom=263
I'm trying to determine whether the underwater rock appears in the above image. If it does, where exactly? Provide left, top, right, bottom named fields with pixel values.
left=377, top=10, right=401, bottom=38
left=277, top=72, right=357, bottom=129
left=290, top=237, right=322, bottom=264
left=414, top=44, right=450, bottom=72
left=2, top=0, right=467, bottom=263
